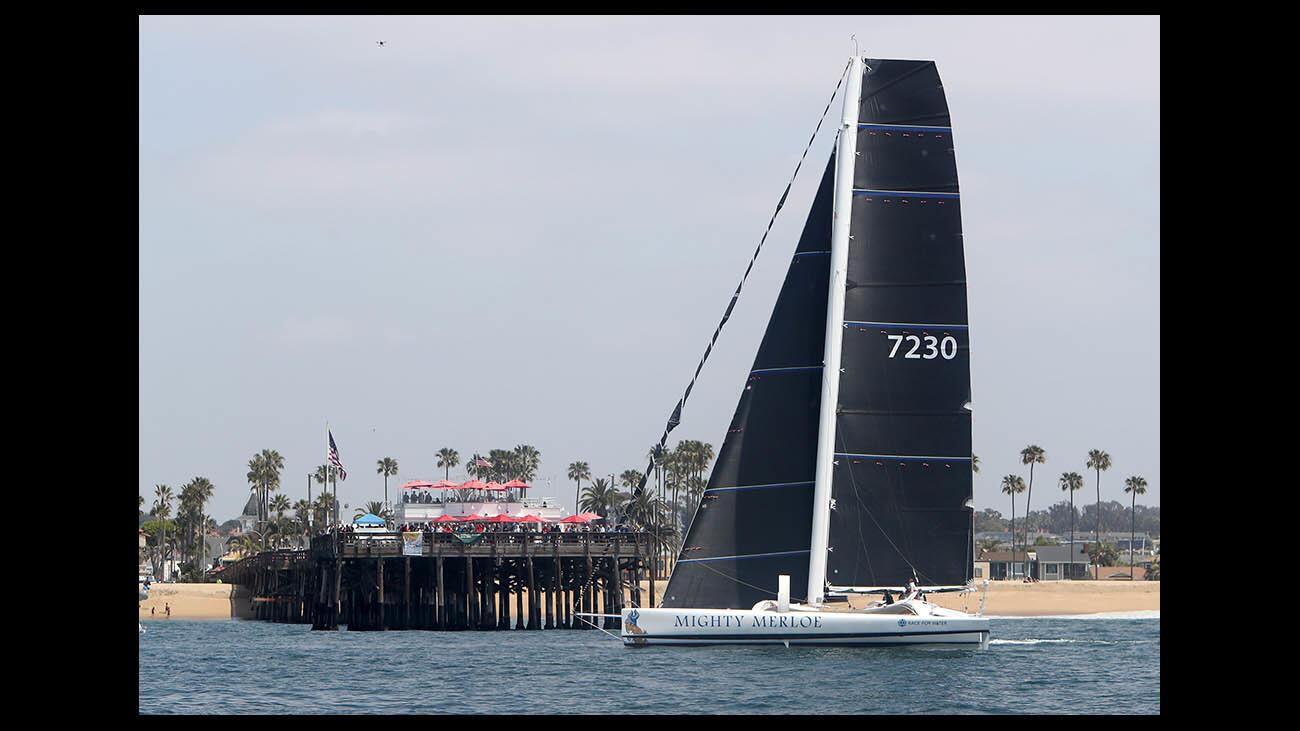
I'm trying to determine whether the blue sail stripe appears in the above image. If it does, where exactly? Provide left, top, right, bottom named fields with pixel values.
left=750, top=366, right=823, bottom=375
left=858, top=123, right=952, bottom=133
left=704, top=481, right=814, bottom=494
left=853, top=189, right=960, bottom=200
left=836, top=453, right=972, bottom=462
left=677, top=549, right=811, bottom=564
left=844, top=320, right=968, bottom=330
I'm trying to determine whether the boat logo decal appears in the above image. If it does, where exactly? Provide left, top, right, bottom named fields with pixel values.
left=898, top=618, right=908, bottom=627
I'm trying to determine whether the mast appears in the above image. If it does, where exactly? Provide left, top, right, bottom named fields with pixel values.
left=807, top=55, right=862, bottom=607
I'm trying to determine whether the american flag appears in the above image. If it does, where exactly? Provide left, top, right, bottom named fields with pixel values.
left=327, top=430, right=348, bottom=479
left=472, top=457, right=493, bottom=469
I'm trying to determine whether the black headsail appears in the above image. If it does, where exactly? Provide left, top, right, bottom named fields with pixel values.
left=826, top=58, right=974, bottom=590
left=661, top=154, right=835, bottom=609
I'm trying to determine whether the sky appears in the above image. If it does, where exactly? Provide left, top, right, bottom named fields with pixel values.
left=139, top=15, right=1160, bottom=523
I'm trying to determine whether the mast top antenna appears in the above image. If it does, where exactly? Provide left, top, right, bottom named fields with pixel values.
left=850, top=34, right=859, bottom=57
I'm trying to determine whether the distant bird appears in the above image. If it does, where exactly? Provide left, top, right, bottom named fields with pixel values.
left=376, top=40, right=387, bottom=47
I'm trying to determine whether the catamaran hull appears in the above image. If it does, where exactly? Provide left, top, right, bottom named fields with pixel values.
left=620, top=607, right=989, bottom=648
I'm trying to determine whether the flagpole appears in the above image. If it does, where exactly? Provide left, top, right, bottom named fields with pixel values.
left=324, top=419, right=328, bottom=530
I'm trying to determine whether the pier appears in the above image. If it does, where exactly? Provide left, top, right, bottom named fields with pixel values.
left=222, top=530, right=656, bottom=631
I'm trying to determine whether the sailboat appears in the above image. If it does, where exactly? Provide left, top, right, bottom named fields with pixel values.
left=621, top=56, right=989, bottom=647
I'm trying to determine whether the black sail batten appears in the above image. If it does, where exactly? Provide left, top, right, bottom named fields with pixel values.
left=662, top=153, right=835, bottom=609
left=826, top=59, right=974, bottom=590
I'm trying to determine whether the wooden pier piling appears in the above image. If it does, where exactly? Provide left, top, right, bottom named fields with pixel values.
left=226, top=531, right=651, bottom=632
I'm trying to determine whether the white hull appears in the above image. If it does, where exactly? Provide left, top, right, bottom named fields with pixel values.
left=620, top=602, right=989, bottom=648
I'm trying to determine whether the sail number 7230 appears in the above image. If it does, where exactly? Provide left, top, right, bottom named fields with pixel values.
left=886, top=334, right=958, bottom=360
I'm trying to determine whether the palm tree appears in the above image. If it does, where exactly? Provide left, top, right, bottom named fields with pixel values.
left=436, top=448, right=459, bottom=480
left=312, top=492, right=336, bottom=530
left=355, top=501, right=390, bottom=522
left=619, top=469, right=644, bottom=498
left=1086, top=449, right=1112, bottom=579
left=567, top=461, right=591, bottom=515
left=487, top=449, right=516, bottom=482
left=185, top=477, right=215, bottom=575
left=580, top=478, right=624, bottom=518
left=466, top=453, right=489, bottom=480
left=267, top=494, right=291, bottom=548
left=152, top=484, right=173, bottom=579
left=513, top=444, right=541, bottom=484
left=1000, top=475, right=1026, bottom=579
left=1019, top=445, right=1046, bottom=565
left=376, top=457, right=399, bottom=510
left=247, top=455, right=267, bottom=528
left=312, top=465, right=331, bottom=525
left=1059, top=471, right=1084, bottom=578
left=331, top=464, right=346, bottom=526
left=1123, top=476, right=1148, bottom=579
left=293, top=499, right=312, bottom=541
left=270, top=493, right=291, bottom=520
left=647, top=444, right=667, bottom=500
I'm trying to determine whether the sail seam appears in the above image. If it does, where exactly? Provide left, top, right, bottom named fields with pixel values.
left=704, top=481, right=814, bottom=494
left=749, top=366, right=822, bottom=375
left=836, top=453, right=972, bottom=461
left=855, top=281, right=966, bottom=287
left=853, top=189, right=959, bottom=199
left=858, top=123, right=951, bottom=132
left=844, top=320, right=968, bottom=329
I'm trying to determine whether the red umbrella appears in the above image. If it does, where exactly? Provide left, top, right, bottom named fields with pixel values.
left=462, top=514, right=485, bottom=521
left=459, top=480, right=487, bottom=490
left=517, top=514, right=544, bottom=523
left=432, top=479, right=458, bottom=489
left=559, top=514, right=592, bottom=524
left=483, top=482, right=509, bottom=492
left=432, top=514, right=460, bottom=523
left=400, top=480, right=437, bottom=490
left=484, top=513, right=518, bottom=523
left=579, top=512, right=604, bottom=521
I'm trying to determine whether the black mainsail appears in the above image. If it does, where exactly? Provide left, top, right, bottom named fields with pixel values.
left=660, top=58, right=972, bottom=610
left=826, top=59, right=973, bottom=591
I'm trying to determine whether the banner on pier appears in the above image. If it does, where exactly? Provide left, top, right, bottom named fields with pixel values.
left=402, top=532, right=422, bottom=556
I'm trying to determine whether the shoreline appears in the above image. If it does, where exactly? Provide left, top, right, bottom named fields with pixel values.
left=139, top=580, right=1159, bottom=621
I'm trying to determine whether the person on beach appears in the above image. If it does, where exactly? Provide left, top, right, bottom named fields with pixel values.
left=151, top=606, right=156, bottom=616
left=165, top=603, right=171, bottom=618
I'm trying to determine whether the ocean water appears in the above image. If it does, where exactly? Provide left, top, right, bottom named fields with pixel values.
left=138, top=615, right=1159, bottom=714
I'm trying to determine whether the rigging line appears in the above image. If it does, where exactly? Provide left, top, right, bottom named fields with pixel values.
left=634, top=58, right=854, bottom=499
left=691, top=557, right=810, bottom=605
left=574, top=612, right=623, bottom=641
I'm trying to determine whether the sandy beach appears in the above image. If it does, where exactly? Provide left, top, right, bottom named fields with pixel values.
left=631, top=580, right=1158, bottom=617
left=140, top=582, right=250, bottom=620
left=139, top=579, right=1158, bottom=621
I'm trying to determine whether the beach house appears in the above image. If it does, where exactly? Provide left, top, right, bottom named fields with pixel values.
left=1032, top=544, right=1090, bottom=581
left=979, top=550, right=1033, bottom=580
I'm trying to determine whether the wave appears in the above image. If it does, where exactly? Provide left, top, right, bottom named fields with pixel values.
left=986, top=610, right=1159, bottom=620
left=990, top=638, right=1158, bottom=646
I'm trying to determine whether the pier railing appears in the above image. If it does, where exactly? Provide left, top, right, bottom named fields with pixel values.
left=309, top=530, right=651, bottom=559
